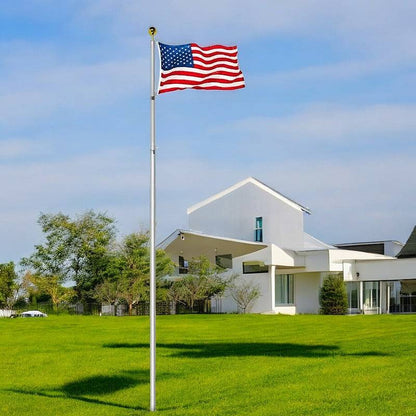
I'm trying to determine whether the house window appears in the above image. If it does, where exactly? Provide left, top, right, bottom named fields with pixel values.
left=243, top=261, right=268, bottom=274
left=178, top=256, right=188, bottom=274
left=363, top=281, right=379, bottom=310
left=215, top=254, right=232, bottom=269
left=255, top=217, right=263, bottom=242
left=346, top=281, right=359, bottom=309
left=275, top=274, right=294, bottom=305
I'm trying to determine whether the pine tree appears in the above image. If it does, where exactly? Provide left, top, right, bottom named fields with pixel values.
left=319, top=274, right=348, bottom=315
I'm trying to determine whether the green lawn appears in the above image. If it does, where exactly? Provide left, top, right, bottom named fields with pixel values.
left=0, top=314, right=415, bottom=416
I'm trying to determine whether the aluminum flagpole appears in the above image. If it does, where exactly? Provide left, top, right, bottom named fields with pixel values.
left=148, top=26, right=157, bottom=412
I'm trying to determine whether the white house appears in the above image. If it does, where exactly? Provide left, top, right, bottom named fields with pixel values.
left=160, top=177, right=416, bottom=315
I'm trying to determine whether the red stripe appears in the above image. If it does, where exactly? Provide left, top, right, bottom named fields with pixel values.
left=159, top=83, right=245, bottom=93
left=160, top=69, right=242, bottom=79
left=192, top=49, right=237, bottom=59
left=190, top=43, right=237, bottom=51
left=160, top=72, right=244, bottom=82
left=193, top=56, right=238, bottom=66
left=160, top=75, right=245, bottom=87
left=193, top=84, right=245, bottom=90
left=193, top=63, right=239, bottom=71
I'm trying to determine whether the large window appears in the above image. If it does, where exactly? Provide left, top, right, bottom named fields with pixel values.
left=275, top=274, right=294, bottom=305
left=363, top=281, right=379, bottom=310
left=346, top=281, right=359, bottom=309
left=178, top=256, right=188, bottom=274
left=243, top=261, right=268, bottom=274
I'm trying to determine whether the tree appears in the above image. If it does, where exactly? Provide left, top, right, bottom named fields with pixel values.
left=169, top=256, right=227, bottom=311
left=24, top=272, right=75, bottom=312
left=21, top=211, right=116, bottom=302
left=94, top=279, right=122, bottom=315
left=229, top=279, right=260, bottom=313
left=93, top=279, right=121, bottom=306
left=104, top=232, right=174, bottom=315
left=171, top=275, right=209, bottom=311
left=319, top=274, right=348, bottom=315
left=0, top=262, right=18, bottom=309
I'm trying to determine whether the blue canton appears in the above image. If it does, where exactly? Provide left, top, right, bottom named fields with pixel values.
left=159, top=43, right=194, bottom=71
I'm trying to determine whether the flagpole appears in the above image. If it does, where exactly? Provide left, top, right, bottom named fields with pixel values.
left=148, top=26, right=157, bottom=412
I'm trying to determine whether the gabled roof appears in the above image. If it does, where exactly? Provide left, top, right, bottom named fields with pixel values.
left=301, top=233, right=336, bottom=251
left=187, top=177, right=311, bottom=215
left=397, top=226, right=416, bottom=258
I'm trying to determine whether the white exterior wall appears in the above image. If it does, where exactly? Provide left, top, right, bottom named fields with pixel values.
left=294, top=273, right=322, bottom=314
left=228, top=252, right=274, bottom=313
left=301, top=250, right=331, bottom=271
left=221, top=272, right=272, bottom=314
left=355, top=258, right=416, bottom=281
left=188, top=182, right=304, bottom=249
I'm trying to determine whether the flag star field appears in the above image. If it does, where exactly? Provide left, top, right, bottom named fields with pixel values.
left=159, top=44, right=194, bottom=70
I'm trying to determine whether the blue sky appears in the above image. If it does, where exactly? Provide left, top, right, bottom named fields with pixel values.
left=1, top=0, right=415, bottom=264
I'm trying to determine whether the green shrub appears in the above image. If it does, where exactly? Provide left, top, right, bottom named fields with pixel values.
left=319, top=274, right=348, bottom=315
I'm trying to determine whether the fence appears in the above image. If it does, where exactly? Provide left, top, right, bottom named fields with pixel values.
left=15, top=300, right=216, bottom=316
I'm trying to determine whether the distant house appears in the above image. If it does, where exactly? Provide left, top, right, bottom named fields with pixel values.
left=160, top=177, right=416, bottom=314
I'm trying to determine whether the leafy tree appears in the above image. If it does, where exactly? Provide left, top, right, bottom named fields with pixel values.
left=171, top=275, right=209, bottom=311
left=319, top=274, right=348, bottom=315
left=229, top=279, right=260, bottom=313
left=169, top=256, right=227, bottom=311
left=94, top=279, right=122, bottom=312
left=108, top=232, right=174, bottom=315
left=24, top=272, right=75, bottom=312
left=0, top=262, right=18, bottom=309
left=21, top=211, right=116, bottom=302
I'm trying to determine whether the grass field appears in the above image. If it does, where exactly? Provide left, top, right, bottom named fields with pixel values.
left=0, top=314, right=415, bottom=416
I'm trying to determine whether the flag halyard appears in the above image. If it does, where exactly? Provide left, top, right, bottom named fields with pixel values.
left=158, top=42, right=245, bottom=94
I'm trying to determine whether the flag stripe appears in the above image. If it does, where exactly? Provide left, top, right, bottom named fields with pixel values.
left=161, top=67, right=242, bottom=77
left=160, top=82, right=245, bottom=93
left=160, top=73, right=244, bottom=84
left=191, top=43, right=237, bottom=52
left=192, top=50, right=238, bottom=59
left=158, top=42, right=245, bottom=94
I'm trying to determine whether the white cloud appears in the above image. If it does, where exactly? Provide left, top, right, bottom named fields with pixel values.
left=1, top=0, right=415, bottom=264
left=229, top=104, right=416, bottom=143
left=79, top=0, right=416, bottom=56
left=0, top=138, right=48, bottom=159
left=1, top=137, right=414, bottom=264
left=251, top=57, right=413, bottom=86
left=0, top=57, right=146, bottom=127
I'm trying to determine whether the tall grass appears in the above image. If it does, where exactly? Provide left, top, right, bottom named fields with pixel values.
left=1, top=314, right=415, bottom=415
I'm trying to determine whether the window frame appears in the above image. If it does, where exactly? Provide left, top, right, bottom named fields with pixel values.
left=255, top=216, right=263, bottom=242
left=243, top=261, right=269, bottom=274
left=275, top=274, right=295, bottom=306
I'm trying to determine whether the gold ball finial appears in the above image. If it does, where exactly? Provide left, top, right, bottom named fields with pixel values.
left=148, top=27, right=157, bottom=37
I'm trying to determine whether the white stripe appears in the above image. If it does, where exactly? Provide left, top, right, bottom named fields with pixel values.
left=159, top=80, right=245, bottom=91
left=160, top=73, right=243, bottom=82
left=161, top=60, right=240, bottom=71
left=193, top=61, right=240, bottom=70
left=191, top=45, right=238, bottom=54
left=161, top=67, right=242, bottom=76
left=192, top=53, right=238, bottom=63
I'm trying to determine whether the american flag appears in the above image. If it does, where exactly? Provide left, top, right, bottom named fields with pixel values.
left=158, top=42, right=245, bottom=94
